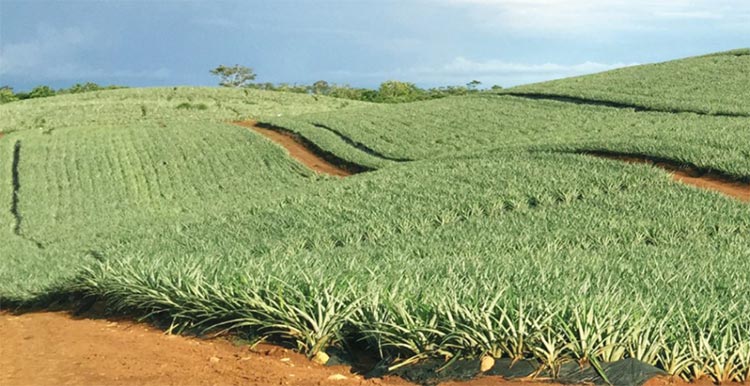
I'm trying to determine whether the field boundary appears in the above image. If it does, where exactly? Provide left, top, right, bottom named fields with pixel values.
left=578, top=150, right=750, bottom=201
left=9, top=140, right=44, bottom=249
left=503, top=92, right=749, bottom=118
left=311, top=123, right=413, bottom=162
left=11, top=141, right=22, bottom=235
left=232, top=121, right=372, bottom=176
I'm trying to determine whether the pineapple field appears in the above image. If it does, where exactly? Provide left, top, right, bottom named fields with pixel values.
left=1, top=50, right=749, bottom=385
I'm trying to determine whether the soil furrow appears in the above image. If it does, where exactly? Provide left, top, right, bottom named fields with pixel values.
left=582, top=151, right=750, bottom=201
left=504, top=92, right=749, bottom=118
left=232, top=121, right=371, bottom=176
left=0, top=311, right=734, bottom=386
left=8, top=140, right=44, bottom=248
left=311, top=123, right=413, bottom=162
left=11, top=140, right=22, bottom=234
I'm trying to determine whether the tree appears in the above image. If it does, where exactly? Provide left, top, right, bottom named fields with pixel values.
left=0, top=86, right=18, bottom=104
left=210, top=65, right=256, bottom=87
left=28, top=85, right=56, bottom=99
left=65, top=82, right=102, bottom=94
left=312, top=80, right=330, bottom=95
left=378, top=80, right=421, bottom=102
left=466, top=80, right=482, bottom=91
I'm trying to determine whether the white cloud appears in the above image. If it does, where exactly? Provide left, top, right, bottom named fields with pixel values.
left=439, top=57, right=637, bottom=76
left=440, top=0, right=749, bottom=34
left=328, top=57, right=637, bottom=87
left=413, top=57, right=637, bottom=86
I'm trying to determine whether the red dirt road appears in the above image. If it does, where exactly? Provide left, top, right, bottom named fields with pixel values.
left=0, top=311, right=411, bottom=386
left=594, top=154, right=750, bottom=202
left=1, top=311, right=745, bottom=386
left=233, top=120, right=352, bottom=177
left=232, top=120, right=749, bottom=202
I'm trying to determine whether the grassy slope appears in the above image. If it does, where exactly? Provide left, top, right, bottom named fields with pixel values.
left=505, top=49, right=750, bottom=116
left=0, top=88, right=362, bottom=299
left=2, top=51, right=750, bottom=381
left=0, top=86, right=368, bottom=135
left=265, top=95, right=750, bottom=177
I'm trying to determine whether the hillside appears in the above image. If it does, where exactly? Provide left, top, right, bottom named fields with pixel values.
left=1, top=50, right=749, bottom=383
left=506, top=49, right=750, bottom=116
left=0, top=86, right=368, bottom=135
left=265, top=95, right=750, bottom=176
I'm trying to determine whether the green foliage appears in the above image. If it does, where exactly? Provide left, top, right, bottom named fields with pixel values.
left=176, top=102, right=209, bottom=110
left=210, top=64, right=257, bottom=87
left=0, top=83, right=127, bottom=104
left=2, top=48, right=750, bottom=383
left=247, top=80, right=485, bottom=103
left=266, top=95, right=750, bottom=175
left=466, top=80, right=482, bottom=90
left=507, top=48, right=750, bottom=116
left=0, top=87, right=18, bottom=104
left=312, top=80, right=330, bottom=95
left=377, top=80, right=421, bottom=102
left=28, top=85, right=56, bottom=99
left=0, top=87, right=370, bottom=134
left=58, top=82, right=124, bottom=94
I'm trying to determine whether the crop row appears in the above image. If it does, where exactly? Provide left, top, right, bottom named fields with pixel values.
left=0, top=86, right=366, bottom=135
left=265, top=94, right=750, bottom=178
left=507, top=49, right=750, bottom=116
left=7, top=148, right=748, bottom=381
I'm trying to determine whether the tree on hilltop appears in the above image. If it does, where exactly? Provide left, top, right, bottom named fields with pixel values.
left=210, top=65, right=256, bottom=87
left=378, top=80, right=420, bottom=102
left=467, top=80, right=482, bottom=91
left=312, top=80, right=330, bottom=95
left=0, top=86, right=18, bottom=104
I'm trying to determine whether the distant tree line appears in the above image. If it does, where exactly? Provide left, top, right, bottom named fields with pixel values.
left=0, top=65, right=503, bottom=105
left=0, top=83, right=127, bottom=104
left=210, top=64, right=502, bottom=103
left=247, top=79, right=501, bottom=103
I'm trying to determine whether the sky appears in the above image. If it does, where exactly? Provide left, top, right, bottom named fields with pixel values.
left=1, top=0, right=749, bottom=91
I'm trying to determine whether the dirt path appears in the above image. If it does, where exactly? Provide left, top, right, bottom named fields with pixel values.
left=0, top=311, right=560, bottom=386
left=230, top=120, right=750, bottom=201
left=1, top=311, right=740, bottom=386
left=233, top=120, right=352, bottom=177
left=0, top=311, right=412, bottom=386
left=592, top=153, right=750, bottom=202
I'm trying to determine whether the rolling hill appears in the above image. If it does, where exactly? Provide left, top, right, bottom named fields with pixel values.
left=1, top=50, right=749, bottom=383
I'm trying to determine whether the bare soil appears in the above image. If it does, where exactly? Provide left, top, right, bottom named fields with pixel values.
left=233, top=120, right=352, bottom=177
left=2, top=311, right=746, bottom=386
left=3, top=125, right=747, bottom=385
left=232, top=120, right=750, bottom=202
left=0, top=311, right=410, bottom=386
left=593, top=154, right=750, bottom=202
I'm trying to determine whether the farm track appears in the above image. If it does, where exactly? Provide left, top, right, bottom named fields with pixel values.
left=503, top=92, right=750, bottom=117
left=585, top=151, right=750, bottom=201
left=233, top=119, right=750, bottom=201
left=2, top=311, right=733, bottom=386
left=0, top=311, right=412, bottom=386
left=232, top=120, right=370, bottom=176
